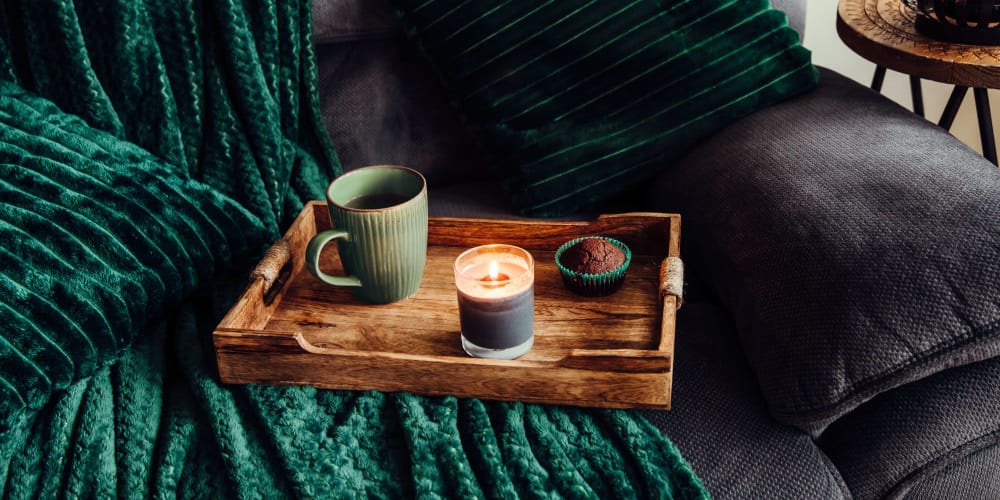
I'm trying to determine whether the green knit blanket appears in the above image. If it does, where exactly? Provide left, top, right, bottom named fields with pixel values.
left=0, top=1, right=707, bottom=497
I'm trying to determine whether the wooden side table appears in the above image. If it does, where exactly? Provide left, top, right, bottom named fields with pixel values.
left=837, top=0, right=1000, bottom=165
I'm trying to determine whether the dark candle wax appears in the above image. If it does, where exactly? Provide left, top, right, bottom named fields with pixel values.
left=458, top=284, right=534, bottom=349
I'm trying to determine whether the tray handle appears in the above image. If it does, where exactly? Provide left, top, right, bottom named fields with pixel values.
left=251, top=239, right=293, bottom=306
left=659, top=256, right=683, bottom=309
left=559, top=349, right=672, bottom=373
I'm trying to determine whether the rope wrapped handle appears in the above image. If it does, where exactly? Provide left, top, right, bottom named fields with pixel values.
left=251, top=239, right=292, bottom=305
left=659, top=256, right=684, bottom=309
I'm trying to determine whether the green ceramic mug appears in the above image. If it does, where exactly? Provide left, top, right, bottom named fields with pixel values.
left=305, top=165, right=428, bottom=304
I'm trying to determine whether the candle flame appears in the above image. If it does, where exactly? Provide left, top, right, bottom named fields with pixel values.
left=488, top=260, right=500, bottom=281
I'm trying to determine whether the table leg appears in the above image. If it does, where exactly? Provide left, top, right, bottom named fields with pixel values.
left=974, top=88, right=998, bottom=165
left=938, top=86, right=968, bottom=130
left=910, top=76, right=924, bottom=118
left=871, top=65, right=886, bottom=91
left=870, top=68, right=925, bottom=118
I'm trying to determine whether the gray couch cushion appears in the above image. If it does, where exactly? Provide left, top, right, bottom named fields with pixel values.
left=311, top=0, right=399, bottom=43
left=646, top=67, right=1000, bottom=435
left=312, top=2, right=493, bottom=185
left=818, top=356, right=1000, bottom=499
left=638, top=303, right=849, bottom=499
left=905, top=445, right=1000, bottom=499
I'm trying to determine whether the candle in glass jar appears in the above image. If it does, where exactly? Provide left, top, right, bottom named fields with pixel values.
left=454, top=244, right=534, bottom=359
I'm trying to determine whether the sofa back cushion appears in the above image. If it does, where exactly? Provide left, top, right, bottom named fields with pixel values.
left=312, top=0, right=494, bottom=187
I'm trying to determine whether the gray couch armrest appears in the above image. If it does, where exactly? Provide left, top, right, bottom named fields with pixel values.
left=645, top=66, right=1000, bottom=434
left=819, top=355, right=1000, bottom=498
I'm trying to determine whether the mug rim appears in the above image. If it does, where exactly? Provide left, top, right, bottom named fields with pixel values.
left=327, top=164, right=427, bottom=212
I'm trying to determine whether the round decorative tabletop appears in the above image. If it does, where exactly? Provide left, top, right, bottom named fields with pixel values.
left=837, top=0, right=1000, bottom=89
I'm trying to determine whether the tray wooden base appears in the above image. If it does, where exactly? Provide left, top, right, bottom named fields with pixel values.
left=214, top=202, right=682, bottom=410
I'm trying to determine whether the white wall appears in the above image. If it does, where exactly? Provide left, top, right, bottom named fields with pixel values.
left=803, top=0, right=992, bottom=154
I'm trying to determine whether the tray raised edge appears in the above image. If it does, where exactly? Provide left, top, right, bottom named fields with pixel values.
left=213, top=201, right=682, bottom=410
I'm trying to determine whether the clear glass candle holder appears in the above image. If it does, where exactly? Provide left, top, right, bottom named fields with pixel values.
left=454, top=244, right=534, bottom=359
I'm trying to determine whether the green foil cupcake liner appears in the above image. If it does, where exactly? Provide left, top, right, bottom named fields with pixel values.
left=555, top=236, right=632, bottom=297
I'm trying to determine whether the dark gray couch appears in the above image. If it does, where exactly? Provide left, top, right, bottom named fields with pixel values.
left=312, top=1, right=1000, bottom=498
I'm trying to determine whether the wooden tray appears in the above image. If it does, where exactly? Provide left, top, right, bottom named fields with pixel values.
left=213, top=202, right=683, bottom=410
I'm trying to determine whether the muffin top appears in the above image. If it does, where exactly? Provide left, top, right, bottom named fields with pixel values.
left=559, top=237, right=626, bottom=275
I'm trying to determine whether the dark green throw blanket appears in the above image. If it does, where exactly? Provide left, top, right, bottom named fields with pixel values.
left=0, top=1, right=707, bottom=497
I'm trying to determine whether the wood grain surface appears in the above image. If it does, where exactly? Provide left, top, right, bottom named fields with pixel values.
left=837, top=0, right=1000, bottom=88
left=214, top=202, right=682, bottom=409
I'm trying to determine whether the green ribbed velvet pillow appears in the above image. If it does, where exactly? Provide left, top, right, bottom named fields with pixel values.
left=390, top=0, right=818, bottom=217
left=0, top=81, right=268, bottom=424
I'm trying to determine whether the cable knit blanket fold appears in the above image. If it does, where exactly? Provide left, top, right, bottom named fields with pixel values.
left=0, top=0, right=707, bottom=497
left=0, top=80, right=268, bottom=423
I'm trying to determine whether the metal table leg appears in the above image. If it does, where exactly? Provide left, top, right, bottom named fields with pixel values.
left=870, top=67, right=925, bottom=117
left=938, top=86, right=969, bottom=130
left=910, top=76, right=924, bottom=118
left=870, top=67, right=998, bottom=166
left=974, top=88, right=998, bottom=165
left=871, top=65, right=887, bottom=91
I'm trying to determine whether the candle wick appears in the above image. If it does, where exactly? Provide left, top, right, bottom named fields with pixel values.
left=480, top=272, right=510, bottom=288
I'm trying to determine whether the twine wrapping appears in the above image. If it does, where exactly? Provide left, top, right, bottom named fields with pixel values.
left=660, top=256, right=685, bottom=309
left=251, top=239, right=292, bottom=295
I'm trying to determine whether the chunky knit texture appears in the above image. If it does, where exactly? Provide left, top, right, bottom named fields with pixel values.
left=0, top=0, right=707, bottom=497
left=0, top=81, right=268, bottom=426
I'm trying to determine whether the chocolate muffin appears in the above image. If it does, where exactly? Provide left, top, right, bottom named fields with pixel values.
left=560, top=238, right=626, bottom=275
left=555, top=236, right=631, bottom=296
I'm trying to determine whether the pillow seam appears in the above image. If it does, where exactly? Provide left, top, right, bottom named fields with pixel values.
left=887, top=426, right=1000, bottom=498
left=779, top=314, right=1000, bottom=423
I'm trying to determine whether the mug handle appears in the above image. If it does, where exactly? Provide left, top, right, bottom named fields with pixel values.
left=305, top=229, right=363, bottom=287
